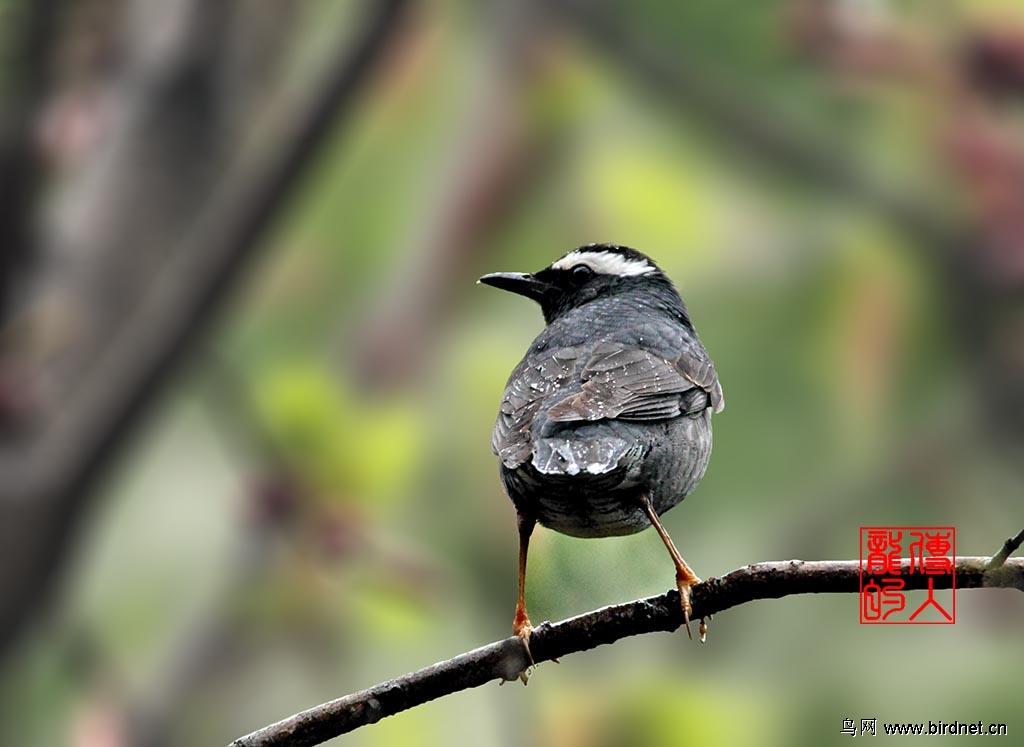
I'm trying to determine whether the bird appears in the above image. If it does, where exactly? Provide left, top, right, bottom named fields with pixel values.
left=479, top=244, right=724, bottom=654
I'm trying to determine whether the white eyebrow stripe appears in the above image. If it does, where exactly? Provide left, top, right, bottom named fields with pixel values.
left=551, top=250, right=656, bottom=277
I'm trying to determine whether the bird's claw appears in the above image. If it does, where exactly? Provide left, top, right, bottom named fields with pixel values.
left=513, top=615, right=534, bottom=684
left=680, top=585, right=693, bottom=640
left=678, top=576, right=706, bottom=642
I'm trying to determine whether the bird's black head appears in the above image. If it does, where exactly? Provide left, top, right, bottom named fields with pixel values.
left=480, top=244, right=687, bottom=325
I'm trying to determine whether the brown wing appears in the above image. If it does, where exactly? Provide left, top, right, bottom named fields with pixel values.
left=546, top=342, right=724, bottom=424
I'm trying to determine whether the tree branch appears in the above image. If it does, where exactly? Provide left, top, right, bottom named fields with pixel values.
left=229, top=555, right=1024, bottom=747
left=988, top=529, right=1024, bottom=569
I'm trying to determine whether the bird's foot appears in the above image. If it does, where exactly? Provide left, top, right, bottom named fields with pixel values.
left=677, top=574, right=706, bottom=642
left=512, top=611, right=534, bottom=684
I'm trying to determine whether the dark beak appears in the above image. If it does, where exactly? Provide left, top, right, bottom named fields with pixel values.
left=478, top=272, right=550, bottom=303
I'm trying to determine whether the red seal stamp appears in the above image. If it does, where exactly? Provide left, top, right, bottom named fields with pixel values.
left=859, top=526, right=956, bottom=624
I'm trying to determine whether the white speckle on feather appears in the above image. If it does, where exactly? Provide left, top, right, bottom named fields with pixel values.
left=557, top=441, right=580, bottom=475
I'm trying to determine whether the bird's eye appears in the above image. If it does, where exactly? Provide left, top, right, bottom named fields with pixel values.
left=569, top=264, right=594, bottom=284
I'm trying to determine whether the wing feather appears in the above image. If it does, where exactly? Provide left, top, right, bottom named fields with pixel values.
left=492, top=347, right=581, bottom=468
left=492, top=341, right=723, bottom=473
left=546, top=342, right=721, bottom=423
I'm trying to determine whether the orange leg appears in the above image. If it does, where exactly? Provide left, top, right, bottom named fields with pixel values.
left=513, top=512, right=536, bottom=669
left=639, top=494, right=704, bottom=641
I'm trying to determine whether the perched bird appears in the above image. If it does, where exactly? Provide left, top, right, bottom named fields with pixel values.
left=479, top=244, right=724, bottom=650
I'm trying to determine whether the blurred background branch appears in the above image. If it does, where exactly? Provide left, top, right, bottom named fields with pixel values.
left=0, top=0, right=409, bottom=663
left=548, top=0, right=959, bottom=250
left=0, top=0, right=64, bottom=319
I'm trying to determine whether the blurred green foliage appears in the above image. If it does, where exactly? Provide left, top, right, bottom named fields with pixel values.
left=3, top=1, right=1024, bottom=746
